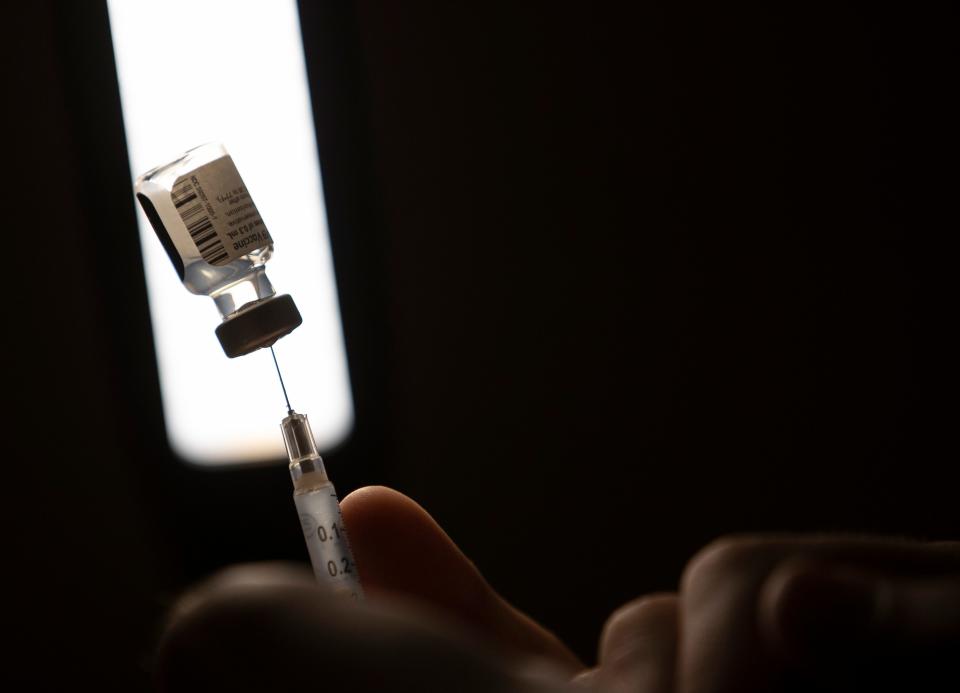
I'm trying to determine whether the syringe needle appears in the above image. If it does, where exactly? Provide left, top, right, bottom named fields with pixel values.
left=270, top=345, right=293, bottom=415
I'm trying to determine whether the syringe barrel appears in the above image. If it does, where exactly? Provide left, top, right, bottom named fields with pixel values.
left=294, top=481, right=363, bottom=599
left=280, top=410, right=363, bottom=599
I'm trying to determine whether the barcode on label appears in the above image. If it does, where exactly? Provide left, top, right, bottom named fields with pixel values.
left=171, top=178, right=229, bottom=265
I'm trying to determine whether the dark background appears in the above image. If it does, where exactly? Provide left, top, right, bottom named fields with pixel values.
left=4, top=1, right=954, bottom=689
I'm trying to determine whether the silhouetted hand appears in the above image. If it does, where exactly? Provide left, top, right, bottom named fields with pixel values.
left=156, top=486, right=584, bottom=693
left=667, top=534, right=960, bottom=693
left=156, top=486, right=959, bottom=692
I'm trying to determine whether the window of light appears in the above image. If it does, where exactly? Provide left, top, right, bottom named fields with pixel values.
left=107, top=0, right=353, bottom=464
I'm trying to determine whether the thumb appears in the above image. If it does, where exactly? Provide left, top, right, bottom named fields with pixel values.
left=342, top=486, right=582, bottom=674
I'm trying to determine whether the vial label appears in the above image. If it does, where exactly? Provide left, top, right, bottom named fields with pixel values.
left=171, top=156, right=273, bottom=266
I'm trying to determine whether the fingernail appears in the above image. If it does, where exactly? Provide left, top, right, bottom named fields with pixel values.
left=772, top=568, right=880, bottom=656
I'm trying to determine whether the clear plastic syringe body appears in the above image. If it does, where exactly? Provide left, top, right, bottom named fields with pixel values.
left=281, top=411, right=363, bottom=599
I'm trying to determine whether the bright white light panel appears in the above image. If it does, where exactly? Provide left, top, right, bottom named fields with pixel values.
left=107, top=0, right=353, bottom=464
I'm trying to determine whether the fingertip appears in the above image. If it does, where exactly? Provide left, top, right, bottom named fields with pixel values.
left=341, top=485, right=434, bottom=539
left=759, top=559, right=879, bottom=662
left=595, top=594, right=679, bottom=693
left=599, top=593, right=679, bottom=662
left=341, top=484, right=407, bottom=511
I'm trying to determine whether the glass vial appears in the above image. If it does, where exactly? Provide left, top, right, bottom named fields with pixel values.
left=135, top=143, right=301, bottom=357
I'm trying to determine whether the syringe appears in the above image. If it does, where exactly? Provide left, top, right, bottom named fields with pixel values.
left=133, top=142, right=359, bottom=594
left=272, top=347, right=362, bottom=599
left=280, top=410, right=364, bottom=599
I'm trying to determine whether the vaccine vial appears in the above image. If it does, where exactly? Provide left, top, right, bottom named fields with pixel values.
left=135, top=143, right=301, bottom=358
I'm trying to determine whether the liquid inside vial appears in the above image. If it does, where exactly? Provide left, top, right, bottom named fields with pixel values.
left=135, top=143, right=276, bottom=317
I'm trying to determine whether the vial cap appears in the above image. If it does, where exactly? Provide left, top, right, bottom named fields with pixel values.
left=215, top=294, right=302, bottom=358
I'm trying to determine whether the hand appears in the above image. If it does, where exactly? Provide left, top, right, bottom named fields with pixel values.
left=670, top=534, right=960, bottom=693
left=155, top=487, right=960, bottom=692
left=582, top=534, right=960, bottom=693
left=156, top=486, right=586, bottom=692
